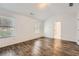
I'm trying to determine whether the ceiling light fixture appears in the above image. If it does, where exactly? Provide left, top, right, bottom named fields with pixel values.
left=30, top=12, right=34, bottom=15
left=36, top=3, right=48, bottom=9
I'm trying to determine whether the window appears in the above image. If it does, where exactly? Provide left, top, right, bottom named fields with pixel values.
left=0, top=16, right=15, bottom=38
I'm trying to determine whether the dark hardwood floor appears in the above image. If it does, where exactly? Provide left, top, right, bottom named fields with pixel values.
left=0, top=37, right=79, bottom=56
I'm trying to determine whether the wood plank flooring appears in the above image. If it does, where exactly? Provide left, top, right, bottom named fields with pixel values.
left=0, top=37, right=79, bottom=56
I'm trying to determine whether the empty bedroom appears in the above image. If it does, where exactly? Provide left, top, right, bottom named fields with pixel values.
left=0, top=3, right=79, bottom=56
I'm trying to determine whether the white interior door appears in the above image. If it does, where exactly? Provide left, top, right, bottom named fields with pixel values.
left=54, top=21, right=61, bottom=39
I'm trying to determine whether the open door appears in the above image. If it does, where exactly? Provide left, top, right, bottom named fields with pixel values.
left=53, top=21, right=61, bottom=39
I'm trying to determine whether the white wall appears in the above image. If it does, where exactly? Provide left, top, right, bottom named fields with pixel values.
left=61, top=15, right=76, bottom=42
left=0, top=12, right=43, bottom=48
left=44, top=14, right=76, bottom=42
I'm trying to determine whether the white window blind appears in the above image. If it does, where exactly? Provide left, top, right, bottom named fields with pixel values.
left=0, top=16, right=16, bottom=38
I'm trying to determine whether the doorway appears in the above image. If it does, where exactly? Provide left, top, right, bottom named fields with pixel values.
left=53, top=21, right=61, bottom=39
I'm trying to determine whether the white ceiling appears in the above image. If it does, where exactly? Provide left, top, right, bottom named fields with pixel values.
left=0, top=3, right=78, bottom=20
